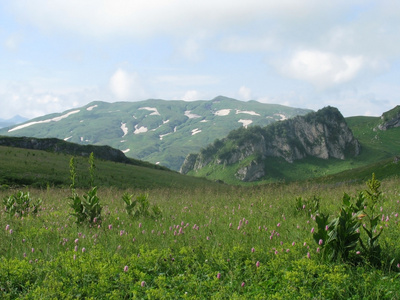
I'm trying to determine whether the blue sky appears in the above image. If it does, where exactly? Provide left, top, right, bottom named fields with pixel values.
left=1, top=0, right=399, bottom=119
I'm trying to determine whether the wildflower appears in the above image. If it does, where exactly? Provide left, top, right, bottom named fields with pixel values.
left=82, top=247, right=86, bottom=253
left=274, top=250, right=278, bottom=255
left=73, top=255, right=76, bottom=260
left=277, top=223, right=281, bottom=227
left=139, top=223, right=142, bottom=228
left=75, top=238, right=79, bottom=244
left=318, top=239, right=323, bottom=245
left=124, top=266, right=128, bottom=272
left=325, top=225, right=329, bottom=231
left=141, top=281, right=146, bottom=287
left=292, top=242, right=295, bottom=246
left=251, top=247, right=255, bottom=253
left=120, top=230, right=124, bottom=236
left=316, top=247, right=320, bottom=253
left=286, top=249, right=290, bottom=253
left=307, top=252, right=310, bottom=259
left=31, top=248, right=35, bottom=253
left=5, top=224, right=10, bottom=231
left=74, top=245, right=78, bottom=252
left=256, top=261, right=260, bottom=268
left=356, top=251, right=361, bottom=255
left=108, top=224, right=112, bottom=230
left=229, top=223, right=232, bottom=228
left=217, top=273, right=221, bottom=279
left=311, top=227, right=315, bottom=233
left=241, top=282, right=245, bottom=287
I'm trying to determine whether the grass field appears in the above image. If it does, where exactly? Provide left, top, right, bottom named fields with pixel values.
left=1, top=175, right=400, bottom=298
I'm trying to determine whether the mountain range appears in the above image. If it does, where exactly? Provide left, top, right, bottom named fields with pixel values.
left=0, top=115, right=28, bottom=129
left=0, top=96, right=311, bottom=171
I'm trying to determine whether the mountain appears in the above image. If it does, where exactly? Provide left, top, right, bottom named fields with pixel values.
left=376, top=105, right=400, bottom=131
left=180, top=106, right=361, bottom=182
left=0, top=96, right=312, bottom=170
left=0, top=115, right=28, bottom=129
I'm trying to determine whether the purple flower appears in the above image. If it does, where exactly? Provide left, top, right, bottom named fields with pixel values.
left=256, top=261, right=260, bottom=268
left=124, top=266, right=128, bottom=272
left=318, top=239, right=323, bottom=245
left=82, top=247, right=86, bottom=253
left=311, top=227, right=315, bottom=233
left=217, top=273, right=221, bottom=279
left=241, top=282, right=245, bottom=287
left=141, top=281, right=146, bottom=287
left=251, top=247, right=255, bottom=253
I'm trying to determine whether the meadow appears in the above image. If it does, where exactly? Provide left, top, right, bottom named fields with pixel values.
left=2, top=175, right=400, bottom=299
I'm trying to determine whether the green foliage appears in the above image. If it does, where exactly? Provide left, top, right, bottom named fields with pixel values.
left=88, top=152, right=96, bottom=188
left=2, top=191, right=42, bottom=217
left=313, top=173, right=384, bottom=265
left=68, top=154, right=102, bottom=224
left=122, top=192, right=162, bottom=219
left=295, top=195, right=320, bottom=216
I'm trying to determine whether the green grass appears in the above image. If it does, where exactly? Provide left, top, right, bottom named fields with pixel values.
left=1, top=177, right=400, bottom=298
left=0, top=146, right=223, bottom=190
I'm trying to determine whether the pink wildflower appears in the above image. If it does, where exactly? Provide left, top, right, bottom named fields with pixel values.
left=124, top=266, right=128, bottom=272
left=217, top=273, right=221, bottom=279
left=256, top=261, right=260, bottom=268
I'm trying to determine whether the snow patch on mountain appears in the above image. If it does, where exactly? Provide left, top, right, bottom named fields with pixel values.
left=192, top=128, right=202, bottom=135
left=200, top=120, right=208, bottom=122
left=87, top=105, right=98, bottom=111
left=139, top=107, right=160, bottom=116
left=214, top=109, right=231, bottom=116
left=121, top=123, right=128, bottom=137
left=185, top=111, right=201, bottom=119
left=64, top=136, right=72, bottom=141
left=160, top=132, right=172, bottom=140
left=275, top=114, right=287, bottom=120
left=134, top=124, right=148, bottom=134
left=122, top=149, right=130, bottom=153
left=236, top=109, right=260, bottom=116
left=8, top=110, right=80, bottom=132
left=238, top=119, right=253, bottom=128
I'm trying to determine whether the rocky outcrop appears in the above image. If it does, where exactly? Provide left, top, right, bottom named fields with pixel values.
left=180, top=106, right=361, bottom=181
left=376, top=105, right=400, bottom=131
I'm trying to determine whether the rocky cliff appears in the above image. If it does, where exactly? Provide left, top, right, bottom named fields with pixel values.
left=376, top=105, right=400, bottom=131
left=180, top=106, right=361, bottom=181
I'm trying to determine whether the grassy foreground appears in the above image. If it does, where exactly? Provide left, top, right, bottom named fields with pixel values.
left=1, top=177, right=400, bottom=299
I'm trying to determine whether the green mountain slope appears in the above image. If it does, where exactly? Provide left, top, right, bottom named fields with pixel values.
left=0, top=144, right=221, bottom=190
left=0, top=96, right=311, bottom=170
left=181, top=106, right=400, bottom=185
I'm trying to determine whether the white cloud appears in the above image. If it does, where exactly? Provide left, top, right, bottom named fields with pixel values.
left=279, top=50, right=365, bottom=88
left=182, top=90, right=200, bottom=101
left=109, top=68, right=146, bottom=100
left=238, top=86, right=252, bottom=100
left=6, top=1, right=355, bottom=38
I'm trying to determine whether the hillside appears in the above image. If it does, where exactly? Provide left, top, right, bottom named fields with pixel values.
left=181, top=106, right=362, bottom=183
left=0, top=144, right=221, bottom=190
left=0, top=96, right=311, bottom=170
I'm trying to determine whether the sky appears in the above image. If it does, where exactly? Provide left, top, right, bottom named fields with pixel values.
left=1, top=0, right=399, bottom=120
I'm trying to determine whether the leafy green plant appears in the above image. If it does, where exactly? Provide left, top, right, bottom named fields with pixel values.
left=359, top=173, right=383, bottom=266
left=122, top=192, right=161, bottom=219
left=3, top=191, right=42, bottom=217
left=313, top=173, right=384, bottom=264
left=68, top=154, right=102, bottom=224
